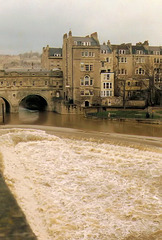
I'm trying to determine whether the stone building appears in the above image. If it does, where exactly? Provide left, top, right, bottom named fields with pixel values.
left=40, top=31, right=162, bottom=108
left=41, top=45, right=62, bottom=70
left=0, top=69, right=63, bottom=113
left=62, top=31, right=101, bottom=107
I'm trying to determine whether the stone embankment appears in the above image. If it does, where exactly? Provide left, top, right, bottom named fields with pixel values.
left=0, top=172, right=37, bottom=240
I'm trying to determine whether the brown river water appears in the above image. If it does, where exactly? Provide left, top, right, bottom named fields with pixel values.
left=2, top=108, right=162, bottom=137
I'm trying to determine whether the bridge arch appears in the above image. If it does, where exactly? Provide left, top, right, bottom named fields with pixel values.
left=0, top=96, right=11, bottom=113
left=19, top=94, right=48, bottom=111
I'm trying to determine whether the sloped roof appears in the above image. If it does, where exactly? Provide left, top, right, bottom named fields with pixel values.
left=72, top=36, right=98, bottom=46
left=49, top=48, right=62, bottom=57
left=100, top=44, right=112, bottom=53
left=148, top=46, right=162, bottom=54
left=132, top=45, right=148, bottom=54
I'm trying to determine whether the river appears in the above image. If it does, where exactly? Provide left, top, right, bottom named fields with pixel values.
left=2, top=109, right=162, bottom=137
left=0, top=110, right=162, bottom=240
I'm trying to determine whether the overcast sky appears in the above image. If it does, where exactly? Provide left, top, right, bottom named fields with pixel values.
left=0, top=0, right=161, bottom=54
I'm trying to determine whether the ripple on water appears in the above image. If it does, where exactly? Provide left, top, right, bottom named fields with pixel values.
left=0, top=129, right=161, bottom=240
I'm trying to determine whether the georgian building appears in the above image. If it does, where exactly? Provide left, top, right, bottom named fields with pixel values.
left=41, top=31, right=162, bottom=107
left=62, top=31, right=101, bottom=107
left=41, top=45, right=62, bottom=71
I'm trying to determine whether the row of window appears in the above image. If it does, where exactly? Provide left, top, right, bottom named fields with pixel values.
left=101, top=50, right=110, bottom=54
left=154, top=68, right=161, bottom=73
left=80, top=63, right=93, bottom=71
left=0, top=81, right=23, bottom=86
left=135, top=57, right=145, bottom=63
left=119, top=57, right=127, bottom=63
left=153, top=51, right=160, bottom=55
left=52, top=54, right=62, bottom=57
left=154, top=77, right=162, bottom=83
left=0, top=81, right=51, bottom=86
left=118, top=69, right=127, bottom=75
left=80, top=75, right=113, bottom=87
left=118, top=68, right=146, bottom=75
left=103, top=74, right=111, bottom=80
left=117, top=49, right=161, bottom=55
left=82, top=51, right=95, bottom=57
left=103, top=82, right=112, bottom=89
left=119, top=57, right=162, bottom=63
left=154, top=58, right=162, bottom=63
left=135, top=68, right=145, bottom=75
left=80, top=90, right=93, bottom=96
left=101, top=91, right=113, bottom=97
left=81, top=60, right=161, bottom=72
left=74, top=41, right=91, bottom=46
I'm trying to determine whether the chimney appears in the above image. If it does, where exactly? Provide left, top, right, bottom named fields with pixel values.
left=107, top=40, right=111, bottom=46
left=69, top=30, right=72, bottom=36
left=63, top=33, right=67, bottom=39
left=90, top=32, right=99, bottom=44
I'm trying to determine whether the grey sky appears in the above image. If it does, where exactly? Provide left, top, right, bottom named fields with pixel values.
left=0, top=0, right=161, bottom=54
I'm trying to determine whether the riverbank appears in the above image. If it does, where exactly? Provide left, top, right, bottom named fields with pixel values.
left=85, top=108, right=162, bottom=125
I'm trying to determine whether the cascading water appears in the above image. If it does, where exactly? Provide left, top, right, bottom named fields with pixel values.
left=0, top=128, right=161, bottom=240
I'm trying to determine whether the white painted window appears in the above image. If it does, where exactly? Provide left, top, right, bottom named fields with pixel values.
left=119, top=57, right=127, bottom=63
left=80, top=63, right=84, bottom=71
left=136, top=68, right=145, bottom=75
left=85, top=64, right=93, bottom=71
left=119, top=49, right=126, bottom=54
left=103, top=82, right=112, bottom=89
left=136, top=57, right=145, bottom=63
left=154, top=58, right=160, bottom=64
left=153, top=51, right=160, bottom=55
left=101, top=90, right=112, bottom=97
left=136, top=50, right=144, bottom=55
left=80, top=75, right=93, bottom=86
left=103, top=74, right=110, bottom=80
left=81, top=52, right=95, bottom=57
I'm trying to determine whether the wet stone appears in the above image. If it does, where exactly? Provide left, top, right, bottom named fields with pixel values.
left=0, top=172, right=37, bottom=240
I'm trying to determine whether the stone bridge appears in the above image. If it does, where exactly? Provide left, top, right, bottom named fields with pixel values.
left=0, top=69, right=63, bottom=113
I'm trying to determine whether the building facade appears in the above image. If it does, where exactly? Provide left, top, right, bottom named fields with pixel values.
left=42, top=31, right=162, bottom=108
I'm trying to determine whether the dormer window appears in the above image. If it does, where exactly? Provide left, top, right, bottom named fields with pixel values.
left=136, top=50, right=144, bottom=55
left=101, top=50, right=107, bottom=54
left=77, top=41, right=82, bottom=46
left=153, top=51, right=160, bottom=55
left=54, top=54, right=61, bottom=57
left=119, top=49, right=126, bottom=54
left=81, top=42, right=91, bottom=46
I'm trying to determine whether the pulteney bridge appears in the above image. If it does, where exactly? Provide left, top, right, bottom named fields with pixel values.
left=0, top=69, right=63, bottom=113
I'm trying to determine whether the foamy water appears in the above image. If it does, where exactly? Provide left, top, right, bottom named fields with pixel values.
left=0, top=128, right=161, bottom=240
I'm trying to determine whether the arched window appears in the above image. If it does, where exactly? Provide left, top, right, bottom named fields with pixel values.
left=80, top=75, right=93, bottom=86
left=84, top=75, right=90, bottom=85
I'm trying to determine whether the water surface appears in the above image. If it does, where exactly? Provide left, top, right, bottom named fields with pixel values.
left=3, top=110, right=162, bottom=137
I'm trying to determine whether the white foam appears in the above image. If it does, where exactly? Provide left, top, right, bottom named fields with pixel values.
left=0, top=129, right=161, bottom=240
